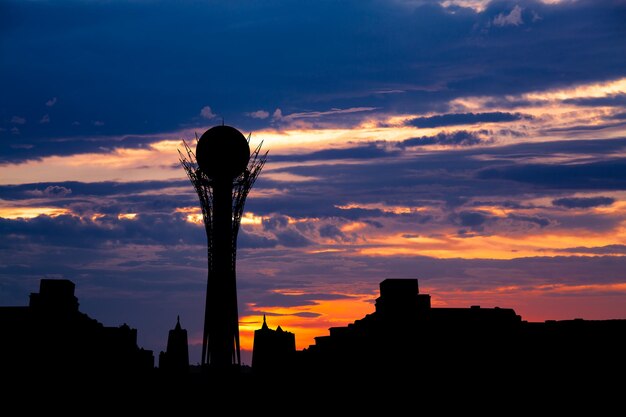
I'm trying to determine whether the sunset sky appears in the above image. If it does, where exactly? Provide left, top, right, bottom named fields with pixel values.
left=2, top=0, right=626, bottom=365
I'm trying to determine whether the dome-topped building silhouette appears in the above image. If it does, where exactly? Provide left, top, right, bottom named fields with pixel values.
left=179, top=125, right=267, bottom=369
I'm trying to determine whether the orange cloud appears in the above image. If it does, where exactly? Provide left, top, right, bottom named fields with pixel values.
left=0, top=207, right=70, bottom=219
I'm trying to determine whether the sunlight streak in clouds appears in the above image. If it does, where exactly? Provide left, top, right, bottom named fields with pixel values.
left=0, top=207, right=70, bottom=219
left=522, top=78, right=626, bottom=102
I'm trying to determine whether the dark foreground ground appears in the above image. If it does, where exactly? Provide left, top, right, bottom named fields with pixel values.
left=5, top=358, right=623, bottom=414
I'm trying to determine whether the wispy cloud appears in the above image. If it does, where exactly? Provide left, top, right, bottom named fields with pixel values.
left=247, top=110, right=270, bottom=119
left=200, top=106, right=216, bottom=120
left=407, top=112, right=529, bottom=128
left=24, top=185, right=72, bottom=198
left=493, top=5, right=523, bottom=27
left=276, top=107, right=378, bottom=122
left=553, top=196, right=615, bottom=209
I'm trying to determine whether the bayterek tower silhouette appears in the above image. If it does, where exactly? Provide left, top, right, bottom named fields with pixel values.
left=180, top=125, right=267, bottom=369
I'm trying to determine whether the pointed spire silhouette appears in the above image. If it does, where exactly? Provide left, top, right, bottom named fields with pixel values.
left=175, top=315, right=181, bottom=331
left=262, top=314, right=269, bottom=330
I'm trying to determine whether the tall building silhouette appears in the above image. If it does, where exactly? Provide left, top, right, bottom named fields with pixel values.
left=0, top=279, right=153, bottom=376
left=252, top=315, right=296, bottom=373
left=180, top=125, right=267, bottom=368
left=159, top=316, right=189, bottom=374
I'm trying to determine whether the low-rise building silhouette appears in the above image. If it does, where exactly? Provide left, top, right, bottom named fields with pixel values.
left=159, top=316, right=189, bottom=374
left=299, top=278, right=626, bottom=378
left=0, top=279, right=153, bottom=376
left=252, top=315, right=296, bottom=373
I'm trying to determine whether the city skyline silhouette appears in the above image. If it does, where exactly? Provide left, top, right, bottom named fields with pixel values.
left=2, top=1, right=626, bottom=393
left=3, top=275, right=625, bottom=392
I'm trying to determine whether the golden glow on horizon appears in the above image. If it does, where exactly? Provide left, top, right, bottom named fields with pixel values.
left=148, top=140, right=182, bottom=152
left=434, top=281, right=626, bottom=298
left=306, top=248, right=347, bottom=254
left=241, top=213, right=263, bottom=225
left=356, top=229, right=626, bottom=259
left=448, top=76, right=626, bottom=142
left=237, top=279, right=626, bottom=353
left=174, top=207, right=197, bottom=214
left=262, top=172, right=320, bottom=182
left=522, top=78, right=626, bottom=102
left=534, top=282, right=626, bottom=294
left=239, top=293, right=375, bottom=350
left=340, top=221, right=368, bottom=232
left=252, top=124, right=434, bottom=152
left=336, top=202, right=430, bottom=214
left=175, top=206, right=203, bottom=224
left=91, top=213, right=106, bottom=221
left=271, top=289, right=307, bottom=296
left=456, top=102, right=624, bottom=141
left=0, top=206, right=70, bottom=219
left=0, top=145, right=183, bottom=185
left=592, top=200, right=626, bottom=215
left=175, top=207, right=265, bottom=226
left=185, top=212, right=201, bottom=224
left=2, top=76, right=625, bottom=187
left=117, top=213, right=137, bottom=220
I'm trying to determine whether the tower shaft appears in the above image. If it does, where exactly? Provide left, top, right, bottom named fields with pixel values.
left=203, top=180, right=239, bottom=368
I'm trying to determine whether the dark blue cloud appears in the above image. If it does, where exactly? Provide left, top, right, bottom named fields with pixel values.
left=250, top=291, right=355, bottom=308
left=545, top=121, right=626, bottom=133
left=407, top=112, right=529, bottom=128
left=7, top=137, right=624, bottom=235
left=274, top=229, right=313, bottom=248
left=553, top=196, right=616, bottom=209
left=563, top=94, right=626, bottom=107
left=271, top=143, right=395, bottom=162
left=241, top=137, right=626, bottom=227
left=259, top=311, right=322, bottom=319
left=458, top=211, right=488, bottom=228
left=400, top=130, right=485, bottom=147
left=0, top=134, right=163, bottom=164
left=507, top=213, right=550, bottom=228
left=478, top=159, right=626, bottom=190
left=554, top=245, right=626, bottom=255
left=0, top=180, right=188, bottom=200
left=238, top=229, right=278, bottom=249
left=0, top=212, right=205, bottom=248
left=319, top=224, right=349, bottom=242
left=1, top=0, right=625, bottom=161
left=262, top=215, right=290, bottom=231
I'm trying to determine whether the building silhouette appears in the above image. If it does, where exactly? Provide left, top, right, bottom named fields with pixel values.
left=299, top=278, right=626, bottom=379
left=252, top=315, right=296, bottom=373
left=159, top=316, right=190, bottom=374
left=0, top=279, right=153, bottom=376
left=2, top=276, right=625, bottom=400
left=179, top=125, right=267, bottom=368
